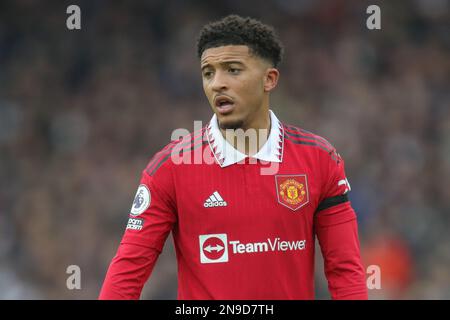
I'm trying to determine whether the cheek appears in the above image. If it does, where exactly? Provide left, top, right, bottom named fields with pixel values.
left=237, top=76, right=261, bottom=96
left=242, top=78, right=265, bottom=102
left=203, top=83, right=212, bottom=100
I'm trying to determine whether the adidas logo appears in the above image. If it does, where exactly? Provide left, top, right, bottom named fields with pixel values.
left=204, top=191, right=228, bottom=208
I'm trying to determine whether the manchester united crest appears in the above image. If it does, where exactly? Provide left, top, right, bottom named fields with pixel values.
left=275, top=175, right=309, bottom=211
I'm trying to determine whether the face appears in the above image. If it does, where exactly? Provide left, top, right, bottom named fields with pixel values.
left=201, top=45, right=279, bottom=130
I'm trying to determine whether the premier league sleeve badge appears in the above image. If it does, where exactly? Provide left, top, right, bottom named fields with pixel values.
left=130, top=184, right=151, bottom=216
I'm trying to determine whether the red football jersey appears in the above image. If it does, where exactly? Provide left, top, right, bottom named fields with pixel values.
left=99, top=110, right=368, bottom=300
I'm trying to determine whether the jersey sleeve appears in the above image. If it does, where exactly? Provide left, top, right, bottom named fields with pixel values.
left=315, top=150, right=368, bottom=299
left=98, top=243, right=160, bottom=299
left=99, top=157, right=177, bottom=300
left=120, top=165, right=177, bottom=250
left=315, top=151, right=354, bottom=227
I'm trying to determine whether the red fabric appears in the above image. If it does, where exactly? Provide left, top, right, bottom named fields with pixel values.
left=99, top=124, right=367, bottom=300
left=99, top=244, right=159, bottom=300
left=315, top=203, right=368, bottom=299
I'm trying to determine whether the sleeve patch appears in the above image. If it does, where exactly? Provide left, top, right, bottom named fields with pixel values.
left=130, top=184, right=151, bottom=216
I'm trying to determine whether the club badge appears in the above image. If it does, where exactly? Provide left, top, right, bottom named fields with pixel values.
left=275, top=175, right=309, bottom=211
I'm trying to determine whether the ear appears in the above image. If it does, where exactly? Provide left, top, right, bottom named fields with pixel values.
left=263, top=68, right=280, bottom=92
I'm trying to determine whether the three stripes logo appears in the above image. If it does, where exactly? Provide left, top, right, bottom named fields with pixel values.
left=204, top=191, right=227, bottom=208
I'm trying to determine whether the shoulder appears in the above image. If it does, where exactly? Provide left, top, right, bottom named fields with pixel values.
left=143, top=126, right=209, bottom=177
left=282, top=123, right=342, bottom=164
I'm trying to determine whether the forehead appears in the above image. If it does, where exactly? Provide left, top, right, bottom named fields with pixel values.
left=200, top=45, right=254, bottom=67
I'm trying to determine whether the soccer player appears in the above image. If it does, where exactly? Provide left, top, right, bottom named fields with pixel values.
left=99, top=15, right=368, bottom=300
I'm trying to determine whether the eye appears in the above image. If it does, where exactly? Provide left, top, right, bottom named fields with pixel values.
left=228, top=68, right=241, bottom=74
left=203, top=70, right=213, bottom=78
left=202, top=68, right=214, bottom=79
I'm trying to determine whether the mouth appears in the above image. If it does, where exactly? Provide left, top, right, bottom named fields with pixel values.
left=214, top=95, right=235, bottom=115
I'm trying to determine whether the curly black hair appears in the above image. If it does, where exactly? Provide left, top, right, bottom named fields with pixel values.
left=196, top=15, right=284, bottom=68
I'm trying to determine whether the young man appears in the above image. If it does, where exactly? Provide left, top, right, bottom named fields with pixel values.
left=99, top=15, right=368, bottom=300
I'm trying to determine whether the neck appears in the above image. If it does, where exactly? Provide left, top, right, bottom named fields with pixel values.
left=220, top=109, right=271, bottom=156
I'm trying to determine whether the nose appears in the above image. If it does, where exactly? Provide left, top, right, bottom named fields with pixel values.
left=210, top=71, right=228, bottom=92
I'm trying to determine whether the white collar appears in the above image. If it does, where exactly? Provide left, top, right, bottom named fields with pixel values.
left=206, top=110, right=284, bottom=167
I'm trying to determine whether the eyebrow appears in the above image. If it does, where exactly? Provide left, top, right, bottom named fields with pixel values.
left=201, top=61, right=245, bottom=71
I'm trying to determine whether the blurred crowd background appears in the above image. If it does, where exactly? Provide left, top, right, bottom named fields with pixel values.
left=0, top=0, right=449, bottom=299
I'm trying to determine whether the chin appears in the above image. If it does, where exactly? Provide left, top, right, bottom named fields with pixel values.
left=218, top=117, right=244, bottom=130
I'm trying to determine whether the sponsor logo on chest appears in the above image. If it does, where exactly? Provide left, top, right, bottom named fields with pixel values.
left=199, top=233, right=307, bottom=264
